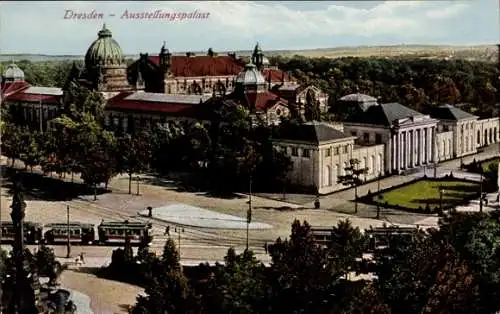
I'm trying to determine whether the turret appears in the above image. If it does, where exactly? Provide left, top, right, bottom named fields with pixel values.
left=159, top=41, right=172, bottom=76
left=136, top=63, right=145, bottom=90
left=252, top=42, right=264, bottom=70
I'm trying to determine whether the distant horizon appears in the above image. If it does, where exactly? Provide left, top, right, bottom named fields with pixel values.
left=1, top=43, right=498, bottom=57
left=1, top=1, right=498, bottom=55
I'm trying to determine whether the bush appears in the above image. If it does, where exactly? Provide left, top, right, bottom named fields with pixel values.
left=425, top=204, right=431, bottom=213
left=418, top=206, right=423, bottom=212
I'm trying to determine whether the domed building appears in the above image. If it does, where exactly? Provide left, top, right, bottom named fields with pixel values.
left=214, top=62, right=289, bottom=125
left=235, top=63, right=267, bottom=93
left=3, top=63, right=25, bottom=82
left=68, top=24, right=132, bottom=98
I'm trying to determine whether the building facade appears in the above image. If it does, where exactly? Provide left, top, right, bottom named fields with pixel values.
left=2, top=25, right=328, bottom=128
left=273, top=95, right=500, bottom=194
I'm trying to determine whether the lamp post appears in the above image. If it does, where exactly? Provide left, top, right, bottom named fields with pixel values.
left=66, top=205, right=71, bottom=258
left=136, top=176, right=140, bottom=196
left=376, top=172, right=382, bottom=219
left=246, top=173, right=252, bottom=251
left=174, top=227, right=184, bottom=257
left=439, top=188, right=444, bottom=213
left=480, top=171, right=484, bottom=213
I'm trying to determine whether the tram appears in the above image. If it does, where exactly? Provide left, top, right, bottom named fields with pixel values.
left=44, top=223, right=96, bottom=244
left=310, top=227, right=333, bottom=248
left=0, top=221, right=43, bottom=244
left=365, top=226, right=416, bottom=252
left=97, top=220, right=153, bottom=245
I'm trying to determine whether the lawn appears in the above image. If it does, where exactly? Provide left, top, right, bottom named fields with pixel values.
left=480, top=158, right=499, bottom=172
left=372, top=179, right=480, bottom=210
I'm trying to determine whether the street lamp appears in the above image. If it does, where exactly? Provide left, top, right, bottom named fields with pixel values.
left=136, top=176, right=140, bottom=196
left=439, top=188, right=444, bottom=214
left=376, top=172, right=382, bottom=219
left=174, top=227, right=185, bottom=257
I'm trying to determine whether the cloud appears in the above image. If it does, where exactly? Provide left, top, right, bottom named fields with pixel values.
left=0, top=1, right=497, bottom=54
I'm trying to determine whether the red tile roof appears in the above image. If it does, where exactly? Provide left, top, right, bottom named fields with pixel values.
left=149, top=55, right=244, bottom=77
left=229, top=91, right=287, bottom=112
left=1, top=81, right=30, bottom=97
left=263, top=69, right=293, bottom=83
left=106, top=91, right=211, bottom=119
left=6, top=92, right=61, bottom=104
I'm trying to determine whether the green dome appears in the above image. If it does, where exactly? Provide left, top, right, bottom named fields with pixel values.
left=85, top=24, right=124, bottom=70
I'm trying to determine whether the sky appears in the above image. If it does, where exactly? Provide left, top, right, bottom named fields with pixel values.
left=1, top=0, right=498, bottom=55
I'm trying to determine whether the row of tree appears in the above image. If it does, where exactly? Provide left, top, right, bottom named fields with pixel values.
left=104, top=211, right=500, bottom=314
left=270, top=55, right=499, bottom=118
left=2, top=85, right=293, bottom=197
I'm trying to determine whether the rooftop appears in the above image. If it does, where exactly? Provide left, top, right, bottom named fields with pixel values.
left=430, top=104, right=478, bottom=121
left=347, top=102, right=425, bottom=126
left=339, top=93, right=378, bottom=103
left=275, top=121, right=353, bottom=144
left=125, top=92, right=211, bottom=104
left=23, top=86, right=63, bottom=96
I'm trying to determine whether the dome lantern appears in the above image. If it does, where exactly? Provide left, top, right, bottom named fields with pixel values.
left=85, top=24, right=124, bottom=72
left=3, top=63, right=25, bottom=82
left=235, top=63, right=266, bottom=86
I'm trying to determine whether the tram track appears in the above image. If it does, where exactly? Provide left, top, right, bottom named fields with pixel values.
left=3, top=160, right=268, bottom=250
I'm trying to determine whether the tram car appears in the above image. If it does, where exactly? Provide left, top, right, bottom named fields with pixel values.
left=97, top=220, right=153, bottom=245
left=44, top=223, right=96, bottom=245
left=365, top=226, right=416, bottom=252
left=310, top=227, right=333, bottom=248
left=0, top=221, right=43, bottom=244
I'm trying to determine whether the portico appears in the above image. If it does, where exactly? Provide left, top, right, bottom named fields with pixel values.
left=391, top=122, right=438, bottom=171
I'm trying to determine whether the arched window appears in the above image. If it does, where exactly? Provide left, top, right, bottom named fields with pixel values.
left=378, top=153, right=383, bottom=173
left=363, top=157, right=367, bottom=172
left=477, top=130, right=481, bottom=145
left=336, top=164, right=341, bottom=178
left=324, top=165, right=331, bottom=187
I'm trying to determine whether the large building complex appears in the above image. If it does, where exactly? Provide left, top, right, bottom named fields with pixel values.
left=2, top=25, right=498, bottom=195
left=273, top=95, right=500, bottom=194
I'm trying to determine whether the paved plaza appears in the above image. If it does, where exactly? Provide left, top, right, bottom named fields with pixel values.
left=139, top=203, right=273, bottom=230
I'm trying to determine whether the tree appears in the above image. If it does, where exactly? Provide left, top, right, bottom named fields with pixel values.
left=267, top=220, right=336, bottom=313
left=328, top=219, right=366, bottom=279
left=133, top=239, right=195, bottom=314
left=202, top=248, right=268, bottom=313
left=116, top=131, right=152, bottom=194
left=338, top=158, right=368, bottom=213
left=2, top=123, right=23, bottom=167
left=423, top=252, right=481, bottom=314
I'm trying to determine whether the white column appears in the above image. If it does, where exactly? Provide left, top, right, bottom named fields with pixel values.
left=426, top=127, right=431, bottom=163
left=402, top=131, right=407, bottom=169
left=410, top=130, right=414, bottom=167
left=432, top=126, right=438, bottom=163
left=420, top=128, right=425, bottom=164
left=392, top=134, right=396, bottom=171
left=397, top=132, right=402, bottom=170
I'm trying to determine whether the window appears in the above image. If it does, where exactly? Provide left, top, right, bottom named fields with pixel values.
left=363, top=133, right=370, bottom=142
left=334, top=146, right=339, bottom=155
left=343, top=145, right=348, bottom=154
left=351, top=131, right=357, bottom=137
left=375, top=133, right=382, bottom=144
left=325, top=148, right=331, bottom=157
left=302, top=149, right=310, bottom=158
left=292, top=147, right=298, bottom=156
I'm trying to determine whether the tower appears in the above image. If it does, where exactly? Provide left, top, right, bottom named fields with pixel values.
left=159, top=41, right=172, bottom=77
left=252, top=43, right=264, bottom=70
left=7, top=180, right=40, bottom=313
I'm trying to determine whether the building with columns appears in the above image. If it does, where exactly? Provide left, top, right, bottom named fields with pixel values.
left=343, top=101, right=440, bottom=174
left=272, top=94, right=500, bottom=194
left=273, top=121, right=384, bottom=194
